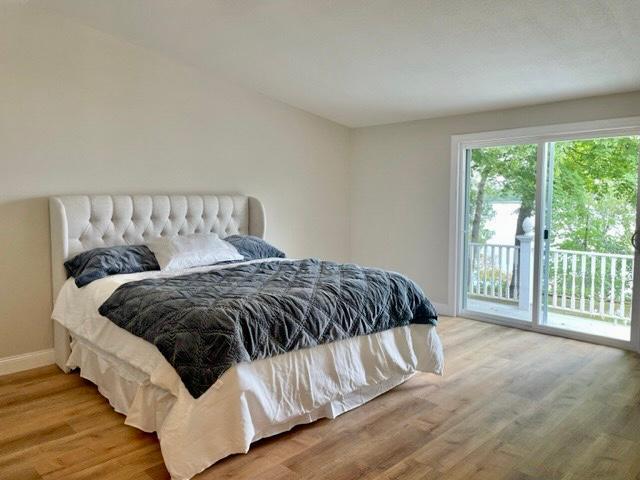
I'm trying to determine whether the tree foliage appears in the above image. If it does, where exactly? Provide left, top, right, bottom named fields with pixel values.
left=469, top=136, right=640, bottom=255
left=552, top=137, right=639, bottom=254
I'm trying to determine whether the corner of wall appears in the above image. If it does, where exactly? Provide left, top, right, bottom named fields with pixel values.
left=345, top=126, right=357, bottom=262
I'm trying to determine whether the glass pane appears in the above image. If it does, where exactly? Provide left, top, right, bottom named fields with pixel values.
left=541, top=136, right=639, bottom=341
left=463, top=144, right=538, bottom=322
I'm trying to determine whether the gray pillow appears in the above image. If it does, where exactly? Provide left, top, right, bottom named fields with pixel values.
left=64, top=245, right=159, bottom=287
left=223, top=235, right=285, bottom=260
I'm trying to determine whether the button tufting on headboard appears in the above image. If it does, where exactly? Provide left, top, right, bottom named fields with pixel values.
left=50, top=194, right=266, bottom=286
left=67, top=196, right=248, bottom=256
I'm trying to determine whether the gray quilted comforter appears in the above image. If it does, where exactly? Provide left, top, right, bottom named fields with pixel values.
left=98, top=259, right=437, bottom=398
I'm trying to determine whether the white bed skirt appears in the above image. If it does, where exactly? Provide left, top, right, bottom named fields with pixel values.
left=67, top=325, right=443, bottom=480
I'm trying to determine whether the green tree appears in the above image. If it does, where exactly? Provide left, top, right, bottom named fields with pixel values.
left=551, top=137, right=639, bottom=254
left=468, top=148, right=502, bottom=242
left=469, top=137, right=639, bottom=255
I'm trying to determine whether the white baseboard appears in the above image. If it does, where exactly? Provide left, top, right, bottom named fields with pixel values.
left=0, top=348, right=56, bottom=376
left=433, top=302, right=455, bottom=317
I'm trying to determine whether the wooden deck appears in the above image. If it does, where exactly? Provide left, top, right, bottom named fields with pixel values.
left=1, top=317, right=639, bottom=480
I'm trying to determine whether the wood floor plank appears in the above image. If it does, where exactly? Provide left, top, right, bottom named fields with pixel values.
left=0, top=317, right=639, bottom=480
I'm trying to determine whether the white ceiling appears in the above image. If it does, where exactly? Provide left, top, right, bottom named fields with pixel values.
left=30, top=0, right=640, bottom=127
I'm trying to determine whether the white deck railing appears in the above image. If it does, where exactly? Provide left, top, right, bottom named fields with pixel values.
left=468, top=242, right=633, bottom=324
left=468, top=243, right=520, bottom=301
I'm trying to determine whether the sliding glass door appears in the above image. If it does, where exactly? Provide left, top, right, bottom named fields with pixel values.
left=458, top=124, right=640, bottom=348
left=540, top=136, right=640, bottom=341
left=462, top=143, right=538, bottom=323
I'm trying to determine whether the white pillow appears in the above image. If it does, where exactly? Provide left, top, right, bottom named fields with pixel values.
left=147, top=233, right=243, bottom=271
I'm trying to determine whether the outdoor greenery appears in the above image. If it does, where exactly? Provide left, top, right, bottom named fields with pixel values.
left=469, top=136, right=640, bottom=255
left=553, top=137, right=639, bottom=254
left=468, top=136, right=640, bottom=322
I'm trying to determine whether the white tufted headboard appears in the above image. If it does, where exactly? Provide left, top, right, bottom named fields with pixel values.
left=49, top=194, right=265, bottom=371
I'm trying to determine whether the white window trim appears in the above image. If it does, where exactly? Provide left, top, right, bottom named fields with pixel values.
left=448, top=116, right=640, bottom=351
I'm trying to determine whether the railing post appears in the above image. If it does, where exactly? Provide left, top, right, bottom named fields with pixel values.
left=516, top=232, right=534, bottom=311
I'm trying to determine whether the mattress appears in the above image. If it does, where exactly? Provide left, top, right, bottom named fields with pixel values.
left=52, top=259, right=444, bottom=480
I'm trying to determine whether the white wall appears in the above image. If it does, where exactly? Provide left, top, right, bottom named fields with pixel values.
left=350, top=91, right=640, bottom=313
left=0, top=7, right=351, bottom=359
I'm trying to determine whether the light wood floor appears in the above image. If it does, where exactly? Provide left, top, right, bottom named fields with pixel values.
left=2, top=317, right=640, bottom=480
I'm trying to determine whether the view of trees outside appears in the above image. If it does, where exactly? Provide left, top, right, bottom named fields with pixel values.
left=467, top=136, right=640, bottom=327
left=552, top=137, right=639, bottom=255
left=469, top=136, right=640, bottom=254
left=468, top=143, right=536, bottom=245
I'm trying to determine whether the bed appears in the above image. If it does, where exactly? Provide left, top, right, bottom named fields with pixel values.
left=49, top=194, right=444, bottom=480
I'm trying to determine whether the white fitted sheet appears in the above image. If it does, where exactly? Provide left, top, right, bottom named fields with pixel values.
left=52, top=259, right=444, bottom=479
